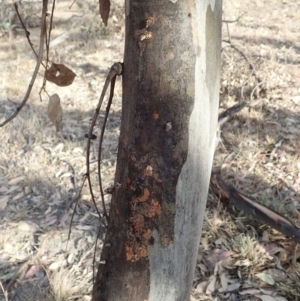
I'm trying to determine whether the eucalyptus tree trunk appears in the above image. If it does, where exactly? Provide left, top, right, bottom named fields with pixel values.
left=92, top=1, right=222, bottom=300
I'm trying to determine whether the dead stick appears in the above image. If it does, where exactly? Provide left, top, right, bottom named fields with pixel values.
left=86, top=63, right=122, bottom=223
left=210, top=172, right=300, bottom=242
left=0, top=0, right=48, bottom=127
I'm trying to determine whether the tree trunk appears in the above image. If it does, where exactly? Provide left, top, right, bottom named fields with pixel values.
left=92, top=1, right=222, bottom=300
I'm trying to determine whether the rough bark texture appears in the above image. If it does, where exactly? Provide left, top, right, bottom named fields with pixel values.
left=92, top=1, right=222, bottom=300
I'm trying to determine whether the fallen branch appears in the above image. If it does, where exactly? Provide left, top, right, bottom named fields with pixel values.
left=218, top=101, right=248, bottom=128
left=210, top=171, right=300, bottom=242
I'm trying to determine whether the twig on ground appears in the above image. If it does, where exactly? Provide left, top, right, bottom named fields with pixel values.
left=222, top=13, right=244, bottom=23
left=69, top=0, right=77, bottom=9
left=210, top=171, right=300, bottom=242
left=61, top=159, right=77, bottom=192
left=215, top=99, right=262, bottom=150
left=222, top=19, right=266, bottom=102
left=222, top=39, right=263, bottom=84
left=250, top=81, right=265, bottom=101
left=0, top=280, right=8, bottom=301
left=218, top=101, right=248, bottom=128
left=67, top=174, right=87, bottom=244
left=0, top=0, right=48, bottom=127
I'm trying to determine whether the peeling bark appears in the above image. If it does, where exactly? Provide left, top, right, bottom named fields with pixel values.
left=92, top=1, right=222, bottom=300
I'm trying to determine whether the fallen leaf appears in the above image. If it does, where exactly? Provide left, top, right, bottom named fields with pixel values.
left=198, top=263, right=208, bottom=272
left=1, top=271, right=15, bottom=281
left=59, top=212, right=70, bottom=226
left=13, top=191, right=24, bottom=201
left=260, top=288, right=276, bottom=295
left=0, top=195, right=9, bottom=210
left=0, top=186, right=8, bottom=193
left=18, top=221, right=33, bottom=231
left=220, top=271, right=228, bottom=291
left=45, top=63, right=76, bottom=86
left=25, top=265, right=41, bottom=279
left=262, top=231, right=269, bottom=242
left=274, top=296, right=288, bottom=301
left=256, top=295, right=277, bottom=301
left=227, top=282, right=241, bottom=292
left=235, top=258, right=251, bottom=267
left=256, top=273, right=275, bottom=285
left=47, top=94, right=63, bottom=132
left=239, top=289, right=261, bottom=295
left=49, top=261, right=61, bottom=271
left=195, top=281, right=208, bottom=294
left=5, top=185, right=20, bottom=194
left=8, top=175, right=25, bottom=185
left=206, top=276, right=217, bottom=294
left=264, top=268, right=286, bottom=282
left=42, top=214, right=57, bottom=227
left=99, top=0, right=110, bottom=26
left=218, top=250, right=234, bottom=261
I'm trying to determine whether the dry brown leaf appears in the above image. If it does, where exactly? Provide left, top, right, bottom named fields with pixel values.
left=45, top=63, right=76, bottom=86
left=47, top=94, right=63, bottom=132
left=99, top=0, right=110, bottom=26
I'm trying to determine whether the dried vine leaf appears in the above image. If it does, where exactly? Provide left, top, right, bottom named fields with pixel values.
left=45, top=63, right=76, bottom=87
left=47, top=94, right=63, bottom=132
left=99, top=0, right=110, bottom=26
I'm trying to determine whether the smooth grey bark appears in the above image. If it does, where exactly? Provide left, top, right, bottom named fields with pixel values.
left=92, top=1, right=222, bottom=300
left=147, top=2, right=222, bottom=300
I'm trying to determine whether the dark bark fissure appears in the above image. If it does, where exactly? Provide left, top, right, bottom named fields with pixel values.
left=93, top=1, right=196, bottom=300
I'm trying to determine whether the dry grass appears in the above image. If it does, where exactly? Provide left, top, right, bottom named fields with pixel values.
left=0, top=0, right=299, bottom=301
left=48, top=267, right=90, bottom=301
